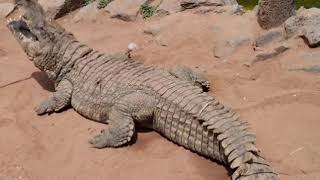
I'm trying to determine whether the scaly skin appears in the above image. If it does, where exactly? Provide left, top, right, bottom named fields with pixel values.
left=169, top=65, right=210, bottom=92
left=6, top=1, right=279, bottom=179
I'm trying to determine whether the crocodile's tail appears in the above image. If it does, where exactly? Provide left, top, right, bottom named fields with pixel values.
left=151, top=75, right=279, bottom=180
left=199, top=99, right=279, bottom=180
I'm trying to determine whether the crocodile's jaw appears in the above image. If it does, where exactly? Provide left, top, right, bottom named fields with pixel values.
left=5, top=1, right=45, bottom=61
left=7, top=19, right=41, bottom=61
left=5, top=0, right=62, bottom=72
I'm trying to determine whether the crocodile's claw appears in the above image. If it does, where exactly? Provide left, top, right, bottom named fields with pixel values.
left=34, top=99, right=55, bottom=115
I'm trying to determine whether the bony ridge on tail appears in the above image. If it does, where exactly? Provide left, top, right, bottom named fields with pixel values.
left=6, top=0, right=280, bottom=179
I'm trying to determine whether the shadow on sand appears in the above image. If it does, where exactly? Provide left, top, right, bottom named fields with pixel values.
left=31, top=71, right=55, bottom=92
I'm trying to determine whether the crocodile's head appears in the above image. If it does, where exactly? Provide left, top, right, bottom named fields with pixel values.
left=6, top=0, right=65, bottom=71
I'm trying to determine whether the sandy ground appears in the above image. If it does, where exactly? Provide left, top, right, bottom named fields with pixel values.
left=0, top=7, right=320, bottom=180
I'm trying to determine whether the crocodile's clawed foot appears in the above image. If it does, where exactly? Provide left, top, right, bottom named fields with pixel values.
left=89, top=131, right=110, bottom=149
left=34, top=99, right=56, bottom=115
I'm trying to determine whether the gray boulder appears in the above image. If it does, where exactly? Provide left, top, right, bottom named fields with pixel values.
left=105, top=0, right=148, bottom=21
left=38, top=0, right=83, bottom=19
left=180, top=0, right=225, bottom=9
left=73, top=1, right=99, bottom=22
left=227, top=4, right=245, bottom=15
left=156, top=0, right=181, bottom=15
left=284, top=8, right=320, bottom=48
left=194, top=6, right=225, bottom=14
left=223, top=0, right=238, bottom=5
left=257, top=0, right=295, bottom=29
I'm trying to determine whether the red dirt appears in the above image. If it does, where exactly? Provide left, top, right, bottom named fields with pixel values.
left=0, top=7, right=319, bottom=180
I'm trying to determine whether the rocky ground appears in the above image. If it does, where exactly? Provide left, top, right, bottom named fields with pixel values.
left=0, top=1, right=320, bottom=180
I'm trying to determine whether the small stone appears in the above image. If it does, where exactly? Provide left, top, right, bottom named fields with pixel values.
left=156, top=0, right=181, bottom=15
left=104, top=0, right=148, bottom=21
left=155, top=37, right=168, bottom=47
left=128, top=43, right=139, bottom=51
left=143, top=25, right=161, bottom=36
left=73, top=1, right=99, bottom=22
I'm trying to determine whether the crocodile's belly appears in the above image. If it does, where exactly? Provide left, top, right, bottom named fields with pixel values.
left=71, top=84, right=113, bottom=122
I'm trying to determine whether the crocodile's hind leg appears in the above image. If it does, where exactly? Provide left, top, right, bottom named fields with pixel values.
left=169, top=65, right=210, bottom=92
left=89, top=107, right=135, bottom=148
left=89, top=92, right=157, bottom=148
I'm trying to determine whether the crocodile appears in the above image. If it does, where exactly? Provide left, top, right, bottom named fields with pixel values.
left=6, top=1, right=279, bottom=179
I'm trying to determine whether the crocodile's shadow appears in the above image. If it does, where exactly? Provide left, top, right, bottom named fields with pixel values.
left=31, top=71, right=55, bottom=92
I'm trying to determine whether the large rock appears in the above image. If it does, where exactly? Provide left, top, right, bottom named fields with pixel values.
left=0, top=2, right=14, bottom=18
left=257, top=0, right=295, bottom=29
left=73, top=1, right=99, bottom=22
left=223, top=0, right=238, bottom=5
left=38, top=0, right=82, bottom=19
left=254, top=28, right=285, bottom=47
left=194, top=6, right=226, bottom=14
left=245, top=44, right=289, bottom=67
left=253, top=45, right=289, bottom=64
left=180, top=0, right=225, bottom=9
left=284, top=8, right=320, bottom=48
left=105, top=0, right=148, bottom=21
left=194, top=3, right=244, bottom=15
left=156, top=0, right=181, bottom=15
left=226, top=4, right=245, bottom=15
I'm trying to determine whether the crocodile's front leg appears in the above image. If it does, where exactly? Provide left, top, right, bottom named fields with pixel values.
left=89, top=92, right=156, bottom=148
left=35, top=78, right=73, bottom=115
